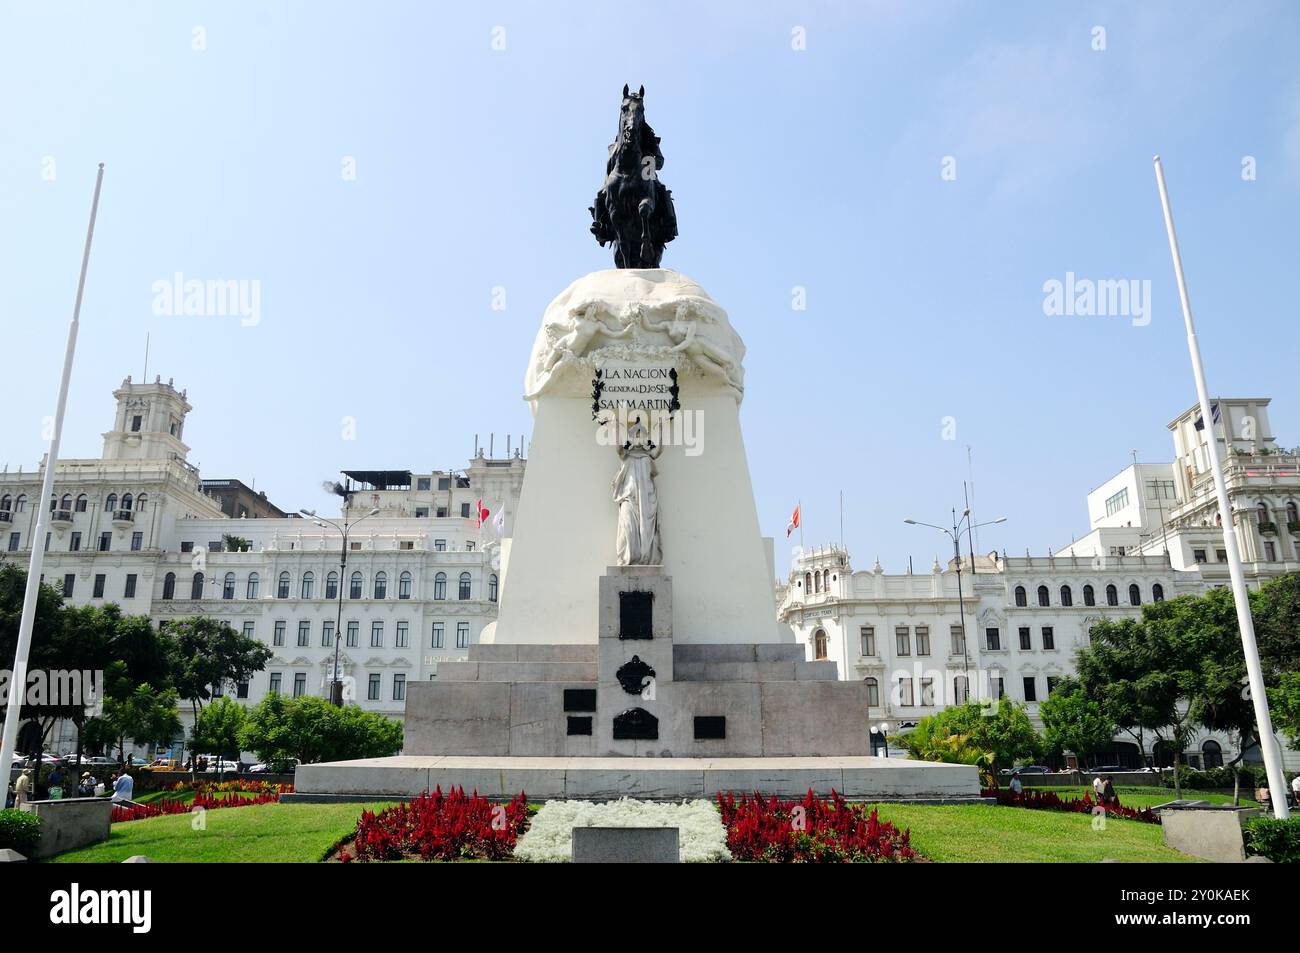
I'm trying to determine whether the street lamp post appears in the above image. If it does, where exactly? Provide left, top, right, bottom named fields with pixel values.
left=904, top=510, right=1007, bottom=704
left=302, top=489, right=379, bottom=707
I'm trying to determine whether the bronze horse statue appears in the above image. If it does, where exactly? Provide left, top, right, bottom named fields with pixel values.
left=589, top=85, right=678, bottom=268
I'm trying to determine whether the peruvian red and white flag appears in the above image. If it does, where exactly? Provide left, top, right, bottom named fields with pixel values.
left=476, top=498, right=490, bottom=528
left=786, top=504, right=801, bottom=538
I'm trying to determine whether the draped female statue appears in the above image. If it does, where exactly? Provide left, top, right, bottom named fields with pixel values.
left=612, top=417, right=662, bottom=565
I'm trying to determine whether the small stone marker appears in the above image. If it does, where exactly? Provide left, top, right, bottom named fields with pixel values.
left=0, top=848, right=28, bottom=863
left=571, top=826, right=679, bottom=863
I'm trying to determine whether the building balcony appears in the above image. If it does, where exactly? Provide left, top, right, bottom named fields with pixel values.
left=111, top=509, right=135, bottom=527
left=50, top=509, right=74, bottom=528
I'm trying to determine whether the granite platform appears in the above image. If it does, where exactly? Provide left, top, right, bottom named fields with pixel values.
left=288, top=755, right=982, bottom=802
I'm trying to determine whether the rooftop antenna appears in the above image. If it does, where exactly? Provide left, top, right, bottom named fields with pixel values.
left=142, top=332, right=150, bottom=383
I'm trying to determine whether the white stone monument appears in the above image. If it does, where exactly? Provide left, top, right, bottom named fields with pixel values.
left=490, top=268, right=786, bottom=645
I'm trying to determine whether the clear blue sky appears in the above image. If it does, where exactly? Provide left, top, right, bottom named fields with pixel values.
left=2, top=1, right=1298, bottom=569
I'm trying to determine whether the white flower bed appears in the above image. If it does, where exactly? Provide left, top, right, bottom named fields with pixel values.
left=515, top=798, right=731, bottom=863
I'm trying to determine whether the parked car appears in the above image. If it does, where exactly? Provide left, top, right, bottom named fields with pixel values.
left=204, top=759, right=241, bottom=774
left=142, top=758, right=183, bottom=772
left=1001, top=765, right=1052, bottom=775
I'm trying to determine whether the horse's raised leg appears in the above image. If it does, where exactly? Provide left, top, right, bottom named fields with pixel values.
left=638, top=199, right=654, bottom=267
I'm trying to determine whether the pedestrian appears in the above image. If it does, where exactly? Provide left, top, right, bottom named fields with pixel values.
left=48, top=764, right=64, bottom=800
left=78, top=772, right=96, bottom=797
left=111, top=769, right=135, bottom=805
left=1092, top=773, right=1104, bottom=800
left=1009, top=771, right=1023, bottom=796
left=1291, top=773, right=1300, bottom=808
left=13, top=768, right=33, bottom=810
left=1102, top=775, right=1118, bottom=806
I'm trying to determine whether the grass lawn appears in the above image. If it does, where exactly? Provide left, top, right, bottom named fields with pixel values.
left=1025, top=786, right=1258, bottom=809
left=47, top=802, right=393, bottom=863
left=135, top=789, right=196, bottom=806
left=866, top=803, right=1197, bottom=863
left=45, top=798, right=1200, bottom=863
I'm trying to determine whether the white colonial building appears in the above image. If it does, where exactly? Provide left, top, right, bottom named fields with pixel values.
left=779, top=395, right=1300, bottom=773
left=0, top=376, right=524, bottom=756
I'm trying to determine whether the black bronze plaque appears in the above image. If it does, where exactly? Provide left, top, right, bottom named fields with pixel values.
left=694, top=716, right=726, bottom=740
left=615, top=655, right=656, bottom=695
left=612, top=707, right=659, bottom=740
left=619, top=590, right=654, bottom=640
left=564, top=688, right=597, bottom=712
left=567, top=716, right=593, bottom=736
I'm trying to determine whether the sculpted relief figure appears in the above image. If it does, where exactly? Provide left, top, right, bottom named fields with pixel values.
left=612, top=417, right=662, bottom=566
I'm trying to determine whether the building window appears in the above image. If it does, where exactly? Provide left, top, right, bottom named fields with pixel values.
left=915, top=625, right=930, bottom=656
left=434, top=539, right=446, bottom=551
left=273, top=621, right=286, bottom=646
left=1106, top=584, right=1119, bottom=606
left=434, top=572, right=447, bottom=600
left=456, top=622, right=469, bottom=648
left=813, top=629, right=829, bottom=660
left=1083, top=584, right=1095, bottom=606
left=1128, top=583, right=1140, bottom=606
left=162, top=572, right=176, bottom=600
left=417, top=478, right=431, bottom=491
left=1042, top=626, right=1055, bottom=650
left=7, top=533, right=18, bottom=552
left=460, top=502, right=471, bottom=518
left=374, top=572, right=387, bottom=599
left=991, top=675, right=1005, bottom=699
left=950, top=625, right=965, bottom=656
left=1152, top=583, right=1165, bottom=602
left=1019, top=626, right=1031, bottom=651
left=1046, top=676, right=1061, bottom=695
left=69, top=532, right=81, bottom=552
left=325, top=571, right=338, bottom=599
left=13, top=495, right=24, bottom=512
left=293, top=673, right=306, bottom=697
left=297, top=620, right=310, bottom=647
left=322, top=620, right=335, bottom=648
left=953, top=675, right=969, bottom=703
left=1215, top=549, right=1227, bottom=562
left=1146, top=479, right=1177, bottom=501
left=432, top=622, right=444, bottom=648
left=488, top=574, right=498, bottom=602
left=346, top=621, right=359, bottom=647
left=1264, top=541, right=1277, bottom=561
left=862, top=676, right=880, bottom=707
left=1014, top=586, right=1027, bottom=607
left=243, top=572, right=258, bottom=600
left=135, top=494, right=147, bottom=512
left=368, top=674, right=381, bottom=700
left=191, top=572, right=204, bottom=599
left=301, top=572, right=314, bottom=599
left=268, top=673, right=282, bottom=695
left=897, top=677, right=914, bottom=706
left=860, top=626, right=875, bottom=657
left=350, top=571, right=363, bottom=599
left=398, top=571, right=412, bottom=599
left=1023, top=676, right=1037, bottom=702
left=243, top=621, right=255, bottom=639
left=124, top=574, right=137, bottom=598
left=105, top=493, right=117, bottom=513
left=920, top=678, right=935, bottom=706
left=74, top=493, right=87, bottom=512
left=92, top=574, right=105, bottom=598
left=985, top=627, right=1001, bottom=651
left=1037, top=585, right=1049, bottom=607
left=1060, top=585, right=1072, bottom=606
left=1193, top=549, right=1207, bottom=564
left=371, top=621, right=384, bottom=647
left=1105, top=487, right=1130, bottom=516
left=458, top=572, right=471, bottom=600
left=396, top=621, right=409, bottom=647
left=895, top=626, right=910, bottom=656
left=95, top=531, right=110, bottom=552
left=274, top=571, right=289, bottom=598
left=1202, top=739, right=1224, bottom=769
left=393, top=673, right=406, bottom=701
left=223, top=572, right=236, bottom=600
left=130, top=531, right=143, bottom=551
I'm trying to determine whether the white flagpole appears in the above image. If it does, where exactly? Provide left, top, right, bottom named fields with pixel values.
left=1, top=164, right=105, bottom=782
left=1153, top=155, right=1289, bottom=819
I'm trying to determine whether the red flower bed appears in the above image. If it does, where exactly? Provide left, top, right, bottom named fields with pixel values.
left=983, top=788, right=1159, bottom=824
left=347, top=787, right=530, bottom=862
left=112, top=781, right=292, bottom=823
left=717, top=790, right=919, bottom=863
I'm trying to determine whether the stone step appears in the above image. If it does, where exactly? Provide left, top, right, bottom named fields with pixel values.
left=673, top=643, right=806, bottom=664
left=673, top=660, right=839, bottom=682
left=436, top=660, right=598, bottom=682
left=468, top=644, right=598, bottom=663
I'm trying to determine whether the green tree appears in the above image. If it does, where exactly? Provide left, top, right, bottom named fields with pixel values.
left=893, top=698, right=1039, bottom=782
left=221, top=534, right=252, bottom=553
left=1268, top=673, right=1300, bottom=750
left=238, top=694, right=402, bottom=769
left=163, top=615, right=271, bottom=717
left=190, top=696, right=248, bottom=778
left=1039, top=681, right=1115, bottom=770
left=91, top=684, right=182, bottom=764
